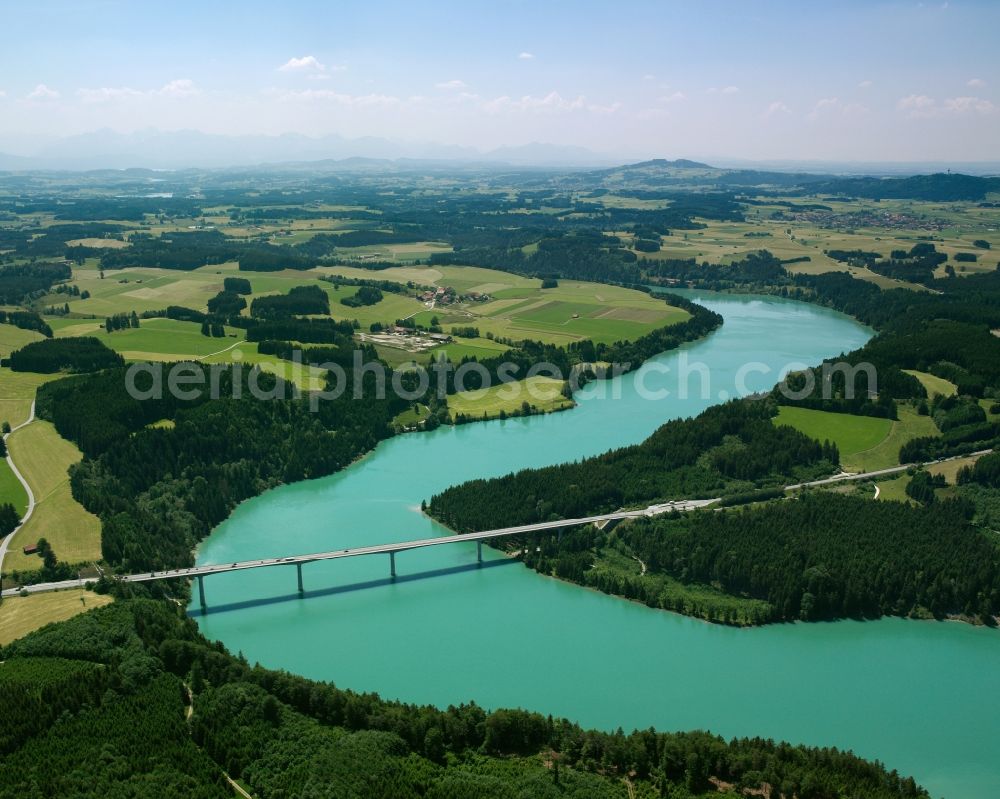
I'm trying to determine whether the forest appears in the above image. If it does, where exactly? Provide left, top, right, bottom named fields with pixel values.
left=428, top=401, right=839, bottom=533
left=0, top=599, right=930, bottom=799
left=529, top=493, right=998, bottom=625
left=37, top=363, right=407, bottom=573
left=6, top=336, right=124, bottom=373
left=249, top=284, right=330, bottom=318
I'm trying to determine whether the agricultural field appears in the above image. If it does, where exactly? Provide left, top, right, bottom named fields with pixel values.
left=0, top=369, right=59, bottom=429
left=3, top=420, right=102, bottom=572
left=411, top=266, right=689, bottom=347
left=773, top=403, right=940, bottom=473
left=849, top=404, right=940, bottom=472
left=447, top=375, right=574, bottom=421
left=875, top=474, right=913, bottom=503
left=903, top=369, right=957, bottom=398
left=57, top=317, right=245, bottom=360
left=0, top=589, right=112, bottom=646
left=0, top=324, right=44, bottom=358
left=640, top=195, right=1000, bottom=289
left=0, top=458, right=29, bottom=516
left=773, top=406, right=893, bottom=470
left=927, top=452, right=987, bottom=484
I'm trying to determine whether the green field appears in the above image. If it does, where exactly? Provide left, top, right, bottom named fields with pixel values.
left=903, top=369, right=957, bottom=398
left=0, top=457, right=29, bottom=517
left=0, top=324, right=44, bottom=359
left=774, top=406, right=893, bottom=468
left=875, top=474, right=913, bottom=503
left=39, top=262, right=691, bottom=370
left=392, top=403, right=432, bottom=429
left=774, top=403, right=940, bottom=473
left=639, top=195, right=1000, bottom=289
left=849, top=404, right=940, bottom=472
left=57, top=317, right=247, bottom=359
left=3, top=421, right=102, bottom=572
left=0, top=369, right=59, bottom=429
left=448, top=375, right=574, bottom=421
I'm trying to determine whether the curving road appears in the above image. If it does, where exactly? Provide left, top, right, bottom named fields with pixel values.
left=0, top=400, right=37, bottom=575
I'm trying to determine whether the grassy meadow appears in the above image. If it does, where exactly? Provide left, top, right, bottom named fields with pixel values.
left=0, top=458, right=29, bottom=517
left=3, top=421, right=102, bottom=572
left=774, top=406, right=893, bottom=467
left=0, top=590, right=113, bottom=646
left=448, top=375, right=574, bottom=421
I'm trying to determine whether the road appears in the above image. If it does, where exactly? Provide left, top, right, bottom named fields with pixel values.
left=1, top=498, right=717, bottom=597
left=785, top=449, right=993, bottom=492
left=0, top=400, right=37, bottom=574
left=3, top=448, right=991, bottom=599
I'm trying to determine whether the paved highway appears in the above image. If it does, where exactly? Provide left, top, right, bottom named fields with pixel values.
left=3, top=448, right=991, bottom=600
left=1, top=498, right=717, bottom=598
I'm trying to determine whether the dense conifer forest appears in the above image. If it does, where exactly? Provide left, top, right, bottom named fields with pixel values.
left=0, top=600, right=929, bottom=799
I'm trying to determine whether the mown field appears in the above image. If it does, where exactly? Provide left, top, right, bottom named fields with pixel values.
left=3, top=420, right=101, bottom=572
left=0, top=589, right=112, bottom=645
left=0, top=324, right=44, bottom=358
left=0, top=368, right=58, bottom=429
left=0, top=458, right=28, bottom=517
left=774, top=406, right=893, bottom=467
left=903, top=369, right=957, bottom=398
left=640, top=196, right=1000, bottom=290
left=774, top=403, right=939, bottom=473
left=447, top=375, right=574, bottom=421
left=52, top=262, right=687, bottom=363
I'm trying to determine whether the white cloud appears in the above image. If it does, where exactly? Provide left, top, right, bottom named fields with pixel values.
left=158, top=79, right=199, bottom=98
left=808, top=97, right=840, bottom=120
left=897, top=94, right=936, bottom=117
left=278, top=55, right=327, bottom=73
left=658, top=91, right=686, bottom=104
left=708, top=85, right=739, bottom=94
left=858, top=79, right=873, bottom=89
left=943, top=95, right=997, bottom=115
left=482, top=91, right=616, bottom=115
left=27, top=84, right=59, bottom=100
left=77, top=86, right=143, bottom=102
left=765, top=100, right=792, bottom=117
left=485, top=91, right=582, bottom=113
left=897, top=93, right=997, bottom=118
left=642, top=73, right=655, bottom=81
left=0, top=90, right=6, bottom=98
left=967, top=77, right=986, bottom=88
left=272, top=88, right=402, bottom=107
left=435, top=79, right=467, bottom=90
left=517, top=51, right=535, bottom=60
left=75, top=79, right=199, bottom=103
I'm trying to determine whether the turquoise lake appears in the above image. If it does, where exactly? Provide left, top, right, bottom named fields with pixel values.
left=193, top=292, right=1000, bottom=799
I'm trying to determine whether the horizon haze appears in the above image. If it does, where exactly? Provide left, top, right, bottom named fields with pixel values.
left=2, top=0, right=999, bottom=169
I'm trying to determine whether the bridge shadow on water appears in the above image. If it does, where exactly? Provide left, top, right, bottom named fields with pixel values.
left=187, top=558, right=518, bottom=618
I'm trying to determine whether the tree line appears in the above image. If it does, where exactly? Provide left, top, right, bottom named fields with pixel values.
left=0, top=599, right=930, bottom=799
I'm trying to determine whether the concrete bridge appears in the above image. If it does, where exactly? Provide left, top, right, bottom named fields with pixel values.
left=119, top=499, right=716, bottom=607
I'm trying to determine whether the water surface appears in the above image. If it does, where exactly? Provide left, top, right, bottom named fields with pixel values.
left=194, top=293, right=1000, bottom=799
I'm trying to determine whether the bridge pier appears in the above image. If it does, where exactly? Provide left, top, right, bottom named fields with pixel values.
left=390, top=551, right=396, bottom=578
left=477, top=540, right=482, bottom=564
left=197, top=575, right=206, bottom=608
left=296, top=562, right=304, bottom=594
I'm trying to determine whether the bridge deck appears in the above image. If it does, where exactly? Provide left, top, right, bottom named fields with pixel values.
left=121, top=500, right=715, bottom=584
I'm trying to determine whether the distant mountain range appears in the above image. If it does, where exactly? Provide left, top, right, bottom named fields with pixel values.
left=1, top=130, right=998, bottom=175
left=0, top=130, right=630, bottom=171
